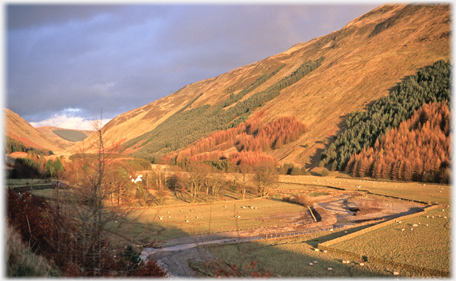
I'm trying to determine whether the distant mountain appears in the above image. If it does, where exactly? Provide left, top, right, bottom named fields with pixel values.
left=4, top=109, right=63, bottom=154
left=35, top=126, right=94, bottom=150
left=68, top=4, right=450, bottom=168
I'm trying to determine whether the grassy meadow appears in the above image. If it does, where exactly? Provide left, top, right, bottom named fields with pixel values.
left=279, top=174, right=451, bottom=205
left=112, top=198, right=308, bottom=245
left=196, top=226, right=438, bottom=277
left=328, top=207, right=450, bottom=273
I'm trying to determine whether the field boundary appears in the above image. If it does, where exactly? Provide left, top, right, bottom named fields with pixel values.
left=317, top=205, right=449, bottom=277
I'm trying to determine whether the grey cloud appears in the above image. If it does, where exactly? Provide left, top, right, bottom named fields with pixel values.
left=7, top=4, right=381, bottom=127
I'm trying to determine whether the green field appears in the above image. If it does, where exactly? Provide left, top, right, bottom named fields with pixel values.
left=328, top=207, right=450, bottom=274
left=52, top=129, right=88, bottom=142
left=195, top=227, right=438, bottom=277
left=7, top=178, right=53, bottom=191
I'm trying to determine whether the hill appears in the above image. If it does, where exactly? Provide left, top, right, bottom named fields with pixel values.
left=4, top=109, right=63, bottom=154
left=68, top=4, right=450, bottom=168
left=35, top=126, right=93, bottom=150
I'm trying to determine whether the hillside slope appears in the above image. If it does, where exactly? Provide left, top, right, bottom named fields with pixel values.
left=4, top=109, right=63, bottom=154
left=35, top=126, right=93, bottom=150
left=68, top=4, right=450, bottom=167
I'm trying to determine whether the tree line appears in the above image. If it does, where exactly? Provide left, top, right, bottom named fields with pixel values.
left=345, top=102, right=450, bottom=183
left=119, top=57, right=324, bottom=162
left=163, top=116, right=307, bottom=170
left=6, top=136, right=54, bottom=155
left=320, top=60, right=451, bottom=172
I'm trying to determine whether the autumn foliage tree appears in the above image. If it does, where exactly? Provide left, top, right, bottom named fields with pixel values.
left=345, top=102, right=451, bottom=183
left=164, top=116, right=307, bottom=170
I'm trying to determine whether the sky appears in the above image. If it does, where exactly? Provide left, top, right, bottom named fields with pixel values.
left=5, top=2, right=383, bottom=130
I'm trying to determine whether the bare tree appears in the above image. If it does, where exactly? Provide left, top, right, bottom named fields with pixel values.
left=235, top=163, right=252, bottom=200
left=50, top=118, right=139, bottom=276
left=185, top=162, right=208, bottom=203
left=253, top=163, right=279, bottom=197
left=208, top=172, right=224, bottom=202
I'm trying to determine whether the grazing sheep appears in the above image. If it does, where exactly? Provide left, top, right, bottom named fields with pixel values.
left=327, top=268, right=333, bottom=271
left=314, top=248, right=320, bottom=252
left=309, top=263, right=313, bottom=266
left=393, top=271, right=400, bottom=275
left=313, top=261, right=318, bottom=264
left=359, top=263, right=364, bottom=266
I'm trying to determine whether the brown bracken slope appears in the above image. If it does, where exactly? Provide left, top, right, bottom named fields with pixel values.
left=68, top=4, right=450, bottom=167
left=4, top=109, right=63, bottom=153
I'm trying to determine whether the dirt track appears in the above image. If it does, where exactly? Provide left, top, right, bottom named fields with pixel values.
left=141, top=193, right=425, bottom=277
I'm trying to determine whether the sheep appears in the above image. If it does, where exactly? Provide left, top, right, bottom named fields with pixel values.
left=309, top=263, right=313, bottom=266
left=327, top=268, right=333, bottom=271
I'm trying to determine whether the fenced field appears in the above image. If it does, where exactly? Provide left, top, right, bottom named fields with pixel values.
left=327, top=206, right=450, bottom=275
left=279, top=175, right=450, bottom=205
left=106, top=198, right=310, bottom=245
left=196, top=226, right=440, bottom=277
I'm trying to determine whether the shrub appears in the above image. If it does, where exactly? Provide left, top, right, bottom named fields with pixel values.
left=6, top=224, right=61, bottom=277
left=134, top=260, right=167, bottom=277
left=320, top=168, right=330, bottom=177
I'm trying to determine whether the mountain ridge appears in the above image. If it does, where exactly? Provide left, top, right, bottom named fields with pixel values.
left=15, top=4, right=450, bottom=168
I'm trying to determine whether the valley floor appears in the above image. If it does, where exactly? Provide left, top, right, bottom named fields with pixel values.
left=141, top=192, right=428, bottom=277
